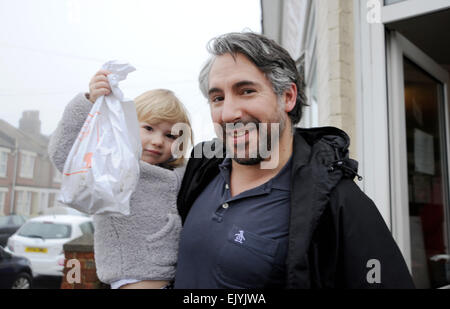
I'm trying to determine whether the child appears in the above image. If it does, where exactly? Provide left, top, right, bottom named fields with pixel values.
left=48, top=70, right=193, bottom=289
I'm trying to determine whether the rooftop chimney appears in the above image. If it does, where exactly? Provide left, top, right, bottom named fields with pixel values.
left=19, top=110, right=41, bottom=136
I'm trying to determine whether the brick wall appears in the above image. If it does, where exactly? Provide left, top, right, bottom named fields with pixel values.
left=61, top=234, right=109, bottom=289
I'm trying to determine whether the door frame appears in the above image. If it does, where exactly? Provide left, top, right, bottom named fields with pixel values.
left=386, top=31, right=450, bottom=270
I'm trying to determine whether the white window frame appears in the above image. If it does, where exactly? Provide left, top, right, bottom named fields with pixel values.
left=386, top=31, right=450, bottom=270
left=382, top=0, right=450, bottom=24
left=354, top=0, right=392, bottom=228
left=0, top=147, right=10, bottom=178
left=19, top=150, right=36, bottom=179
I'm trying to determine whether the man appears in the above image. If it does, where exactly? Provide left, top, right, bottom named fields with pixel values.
left=174, top=32, right=415, bottom=288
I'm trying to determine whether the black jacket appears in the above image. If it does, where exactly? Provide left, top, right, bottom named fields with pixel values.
left=177, top=127, right=415, bottom=288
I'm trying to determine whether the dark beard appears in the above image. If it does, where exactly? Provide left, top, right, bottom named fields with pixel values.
left=223, top=121, right=276, bottom=166
left=220, top=107, right=286, bottom=166
left=233, top=156, right=264, bottom=165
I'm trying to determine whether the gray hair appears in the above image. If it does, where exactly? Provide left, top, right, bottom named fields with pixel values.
left=198, top=32, right=306, bottom=125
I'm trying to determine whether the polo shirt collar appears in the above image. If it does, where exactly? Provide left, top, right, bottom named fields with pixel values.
left=218, top=156, right=292, bottom=198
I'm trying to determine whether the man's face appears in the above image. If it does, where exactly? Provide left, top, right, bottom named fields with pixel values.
left=207, top=53, right=287, bottom=165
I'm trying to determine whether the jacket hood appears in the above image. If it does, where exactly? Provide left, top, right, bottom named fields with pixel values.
left=296, top=126, right=350, bottom=149
left=294, top=127, right=360, bottom=180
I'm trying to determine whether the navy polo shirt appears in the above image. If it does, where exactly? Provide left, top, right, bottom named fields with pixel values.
left=174, top=157, right=292, bottom=289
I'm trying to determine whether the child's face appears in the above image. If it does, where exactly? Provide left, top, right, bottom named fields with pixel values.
left=139, top=120, right=177, bottom=165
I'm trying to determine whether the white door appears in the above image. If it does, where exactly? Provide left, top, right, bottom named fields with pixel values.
left=387, top=31, right=450, bottom=288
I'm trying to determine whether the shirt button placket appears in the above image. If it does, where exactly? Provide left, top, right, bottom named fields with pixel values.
left=213, top=202, right=230, bottom=223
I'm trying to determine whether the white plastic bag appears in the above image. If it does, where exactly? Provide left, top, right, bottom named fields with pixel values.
left=58, top=61, right=142, bottom=216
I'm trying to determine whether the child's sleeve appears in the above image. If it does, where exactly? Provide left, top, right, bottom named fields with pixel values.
left=48, top=93, right=93, bottom=173
left=173, top=163, right=187, bottom=193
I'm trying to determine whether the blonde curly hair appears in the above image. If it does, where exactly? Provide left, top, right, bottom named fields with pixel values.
left=134, top=89, right=193, bottom=167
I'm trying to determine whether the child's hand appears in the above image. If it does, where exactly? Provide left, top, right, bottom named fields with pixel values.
left=88, top=69, right=112, bottom=103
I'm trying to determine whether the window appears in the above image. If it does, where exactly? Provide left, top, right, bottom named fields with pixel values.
left=19, top=151, right=36, bottom=179
left=17, top=191, right=32, bottom=216
left=0, top=191, right=6, bottom=215
left=39, top=192, right=48, bottom=215
left=47, top=193, right=55, bottom=208
left=0, top=148, right=10, bottom=178
left=299, top=54, right=319, bottom=128
left=53, top=193, right=60, bottom=208
left=299, top=1, right=319, bottom=129
left=388, top=32, right=450, bottom=288
left=18, top=221, right=72, bottom=239
left=308, top=62, right=319, bottom=128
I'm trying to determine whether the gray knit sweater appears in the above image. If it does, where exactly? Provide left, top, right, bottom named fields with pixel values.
left=48, top=93, right=184, bottom=284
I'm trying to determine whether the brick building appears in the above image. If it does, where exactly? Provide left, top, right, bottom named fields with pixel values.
left=0, top=111, right=62, bottom=217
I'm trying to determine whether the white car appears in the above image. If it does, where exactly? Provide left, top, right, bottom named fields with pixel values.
left=4, top=215, right=94, bottom=277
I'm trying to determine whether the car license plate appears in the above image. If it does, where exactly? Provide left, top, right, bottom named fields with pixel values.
left=25, top=247, right=48, bottom=253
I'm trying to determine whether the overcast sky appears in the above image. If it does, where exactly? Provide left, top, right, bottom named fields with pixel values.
left=0, top=0, right=261, bottom=144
